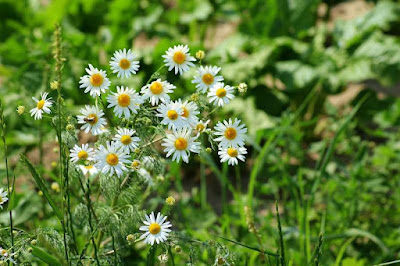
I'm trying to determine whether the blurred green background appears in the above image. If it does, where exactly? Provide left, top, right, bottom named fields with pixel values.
left=1, top=0, right=400, bottom=265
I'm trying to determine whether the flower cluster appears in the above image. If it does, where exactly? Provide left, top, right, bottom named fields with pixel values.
left=26, top=44, right=248, bottom=246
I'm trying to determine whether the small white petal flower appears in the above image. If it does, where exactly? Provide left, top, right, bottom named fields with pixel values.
left=162, top=44, right=196, bottom=75
left=218, top=146, right=247, bottom=166
left=95, top=142, right=132, bottom=178
left=77, top=105, right=107, bottom=136
left=139, top=212, right=172, bottom=245
left=109, top=48, right=140, bottom=78
left=69, top=144, right=95, bottom=163
left=107, top=86, right=144, bottom=118
left=156, top=101, right=186, bottom=130
left=79, top=64, right=111, bottom=97
left=161, top=128, right=201, bottom=163
left=140, top=79, right=176, bottom=106
left=207, top=82, right=235, bottom=107
left=178, top=99, right=199, bottom=128
left=193, top=119, right=211, bottom=134
left=0, top=188, right=8, bottom=209
left=214, top=118, right=247, bottom=148
left=112, top=128, right=140, bottom=154
left=29, top=92, right=53, bottom=120
left=78, top=164, right=99, bottom=176
left=192, top=65, right=224, bottom=93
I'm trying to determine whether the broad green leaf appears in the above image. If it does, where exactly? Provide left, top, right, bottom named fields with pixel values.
left=32, top=246, right=62, bottom=266
left=20, top=155, right=63, bottom=221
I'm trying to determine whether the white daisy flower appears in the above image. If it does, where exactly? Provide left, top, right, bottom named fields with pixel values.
left=214, top=118, right=247, bottom=148
left=109, top=48, right=140, bottom=78
left=112, top=128, right=140, bottom=154
left=161, top=128, right=201, bottom=163
left=192, top=65, right=224, bottom=93
left=0, top=246, right=9, bottom=260
left=0, top=188, right=8, bottom=209
left=30, top=92, right=53, bottom=120
left=139, top=212, right=172, bottom=245
left=78, top=164, right=99, bottom=176
left=194, top=119, right=211, bottom=134
left=79, top=64, right=111, bottom=97
left=156, top=101, right=186, bottom=130
left=77, top=105, right=107, bottom=136
left=138, top=168, right=153, bottom=186
left=140, top=79, right=176, bottom=106
left=218, top=146, right=247, bottom=166
left=178, top=99, right=199, bottom=128
left=106, top=86, right=143, bottom=118
left=95, top=142, right=131, bottom=178
left=162, top=44, right=196, bottom=75
left=207, top=82, right=235, bottom=107
left=69, top=144, right=95, bottom=163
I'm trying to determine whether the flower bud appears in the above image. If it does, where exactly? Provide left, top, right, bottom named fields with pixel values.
left=174, top=245, right=182, bottom=253
left=27, top=247, right=33, bottom=253
left=126, top=234, right=135, bottom=244
left=206, top=147, right=212, bottom=154
left=238, top=82, right=248, bottom=93
left=195, top=50, right=205, bottom=60
left=31, top=239, right=38, bottom=245
left=51, top=182, right=60, bottom=193
left=166, top=196, right=176, bottom=206
left=50, top=80, right=59, bottom=90
left=66, top=124, right=75, bottom=132
left=17, top=105, right=25, bottom=115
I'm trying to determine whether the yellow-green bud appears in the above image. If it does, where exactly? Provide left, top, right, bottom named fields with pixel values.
left=38, top=190, right=43, bottom=196
left=27, top=247, right=33, bottom=253
left=51, top=161, right=57, bottom=168
left=17, top=105, right=25, bottom=115
left=50, top=80, right=60, bottom=90
left=126, top=234, right=135, bottom=244
left=165, top=196, right=176, bottom=206
left=238, top=82, right=248, bottom=93
left=206, top=147, right=212, bottom=153
left=51, top=182, right=60, bottom=193
left=31, top=239, right=37, bottom=245
left=66, top=124, right=75, bottom=132
left=195, top=50, right=205, bottom=60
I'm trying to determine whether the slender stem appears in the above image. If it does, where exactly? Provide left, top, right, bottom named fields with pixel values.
left=276, top=201, right=286, bottom=266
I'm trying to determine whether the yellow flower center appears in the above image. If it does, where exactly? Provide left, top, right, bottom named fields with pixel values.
left=173, top=51, right=186, bottom=64
left=174, top=137, right=188, bottom=150
left=149, top=223, right=161, bottom=235
left=217, top=257, right=225, bottom=265
left=90, top=73, right=103, bottom=87
left=182, top=107, right=189, bottom=118
left=37, top=100, right=45, bottom=110
left=78, top=150, right=88, bottom=160
left=167, top=110, right=178, bottom=120
left=216, top=88, right=226, bottom=98
left=224, top=128, right=237, bottom=140
left=196, top=124, right=205, bottom=132
left=227, top=147, right=238, bottom=157
left=0, top=196, right=2, bottom=203
left=106, top=153, right=119, bottom=166
left=119, top=58, right=131, bottom=70
left=121, top=135, right=132, bottom=145
left=202, top=73, right=214, bottom=85
left=132, top=160, right=140, bottom=169
left=150, top=82, right=163, bottom=95
left=118, top=93, right=131, bottom=107
left=87, top=114, right=98, bottom=125
left=85, top=165, right=94, bottom=170
left=1, top=249, right=7, bottom=255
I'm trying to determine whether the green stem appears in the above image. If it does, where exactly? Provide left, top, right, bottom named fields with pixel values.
left=275, top=201, right=286, bottom=266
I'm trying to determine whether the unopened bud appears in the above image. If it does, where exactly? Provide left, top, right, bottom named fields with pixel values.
left=17, top=105, right=25, bottom=115
left=166, top=196, right=176, bottom=206
left=66, top=124, right=75, bottom=132
left=51, top=182, right=60, bottom=193
left=50, top=80, right=60, bottom=90
left=195, top=50, right=205, bottom=60
left=126, top=234, right=135, bottom=244
left=174, top=245, right=182, bottom=253
left=31, top=239, right=37, bottom=245
left=205, top=147, right=212, bottom=154
left=238, top=83, right=248, bottom=93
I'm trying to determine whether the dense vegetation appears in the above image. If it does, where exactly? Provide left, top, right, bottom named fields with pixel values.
left=0, top=0, right=400, bottom=265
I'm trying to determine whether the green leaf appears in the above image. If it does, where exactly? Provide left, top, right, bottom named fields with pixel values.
left=31, top=246, right=62, bottom=266
left=20, top=155, right=63, bottom=221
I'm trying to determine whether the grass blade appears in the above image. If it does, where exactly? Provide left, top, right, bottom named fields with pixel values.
left=275, top=201, right=286, bottom=266
left=32, top=246, right=62, bottom=266
left=20, top=154, right=63, bottom=221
